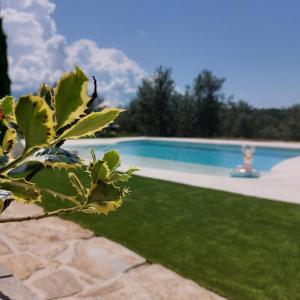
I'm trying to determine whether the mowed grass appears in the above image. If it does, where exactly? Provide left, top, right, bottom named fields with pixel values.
left=40, top=175, right=300, bottom=300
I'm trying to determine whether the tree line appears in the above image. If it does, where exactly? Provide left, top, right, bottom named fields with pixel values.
left=116, top=66, right=300, bottom=141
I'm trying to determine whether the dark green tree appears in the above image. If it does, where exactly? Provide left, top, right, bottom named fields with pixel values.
left=127, top=66, right=176, bottom=136
left=174, top=87, right=196, bottom=137
left=193, top=70, right=224, bottom=137
left=0, top=17, right=11, bottom=98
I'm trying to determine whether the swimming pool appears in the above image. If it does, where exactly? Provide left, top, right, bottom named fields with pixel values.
left=67, top=140, right=300, bottom=176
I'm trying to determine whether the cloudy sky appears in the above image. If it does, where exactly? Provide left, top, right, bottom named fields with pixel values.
left=2, top=0, right=300, bottom=107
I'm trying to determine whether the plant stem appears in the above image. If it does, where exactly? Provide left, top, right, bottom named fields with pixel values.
left=0, top=205, right=85, bottom=223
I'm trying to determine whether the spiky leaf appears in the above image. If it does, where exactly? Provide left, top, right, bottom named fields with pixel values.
left=110, top=167, right=139, bottom=182
left=0, top=179, right=40, bottom=203
left=56, top=108, right=123, bottom=141
left=86, top=182, right=122, bottom=215
left=89, top=182, right=120, bottom=203
left=15, top=95, right=55, bottom=153
left=39, top=83, right=54, bottom=109
left=8, top=148, right=82, bottom=181
left=0, top=118, right=16, bottom=155
left=0, top=154, right=9, bottom=170
left=31, top=166, right=91, bottom=205
left=34, top=147, right=82, bottom=166
left=0, top=96, right=15, bottom=117
left=2, top=128, right=16, bottom=154
left=103, top=150, right=120, bottom=172
left=54, top=66, right=90, bottom=130
left=8, top=161, right=43, bottom=179
left=83, top=200, right=122, bottom=215
left=90, top=160, right=110, bottom=183
left=69, top=172, right=87, bottom=201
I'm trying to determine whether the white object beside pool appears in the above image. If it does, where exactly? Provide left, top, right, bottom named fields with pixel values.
left=231, top=145, right=260, bottom=178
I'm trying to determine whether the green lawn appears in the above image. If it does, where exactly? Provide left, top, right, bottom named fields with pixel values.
left=40, top=175, right=300, bottom=300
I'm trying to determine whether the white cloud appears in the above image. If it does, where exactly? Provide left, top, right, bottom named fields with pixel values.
left=1, top=0, right=146, bottom=105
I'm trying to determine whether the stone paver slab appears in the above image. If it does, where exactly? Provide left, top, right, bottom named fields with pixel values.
left=0, top=266, right=38, bottom=300
left=0, top=239, right=12, bottom=255
left=81, top=264, right=226, bottom=300
left=69, top=238, right=144, bottom=280
left=3, top=217, right=93, bottom=245
left=31, top=242, right=67, bottom=259
left=128, top=264, right=226, bottom=300
left=32, top=270, right=82, bottom=300
left=0, top=254, right=44, bottom=280
left=0, top=203, right=226, bottom=300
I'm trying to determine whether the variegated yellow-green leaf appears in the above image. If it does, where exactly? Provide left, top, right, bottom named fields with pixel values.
left=110, top=167, right=138, bottom=182
left=0, top=154, right=9, bottom=170
left=90, top=160, right=110, bottom=183
left=87, top=182, right=122, bottom=214
left=39, top=83, right=54, bottom=109
left=69, top=172, right=87, bottom=200
left=1, top=127, right=16, bottom=154
left=54, top=66, right=90, bottom=130
left=103, top=150, right=120, bottom=172
left=11, top=148, right=83, bottom=177
left=0, top=118, right=16, bottom=154
left=0, top=96, right=15, bottom=118
left=56, top=108, right=124, bottom=142
left=31, top=166, right=91, bottom=205
left=0, top=178, right=40, bottom=203
left=8, top=161, right=42, bottom=179
left=15, top=95, right=55, bottom=153
left=83, top=200, right=122, bottom=215
left=34, top=147, right=82, bottom=168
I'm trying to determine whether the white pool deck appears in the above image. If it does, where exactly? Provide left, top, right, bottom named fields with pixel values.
left=65, top=137, right=300, bottom=205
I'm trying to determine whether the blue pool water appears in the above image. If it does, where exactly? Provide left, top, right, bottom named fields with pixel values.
left=69, top=140, right=300, bottom=174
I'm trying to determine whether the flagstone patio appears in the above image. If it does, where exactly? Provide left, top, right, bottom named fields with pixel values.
left=0, top=202, right=225, bottom=300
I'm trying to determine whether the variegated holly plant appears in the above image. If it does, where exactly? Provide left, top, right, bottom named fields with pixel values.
left=0, top=66, right=137, bottom=222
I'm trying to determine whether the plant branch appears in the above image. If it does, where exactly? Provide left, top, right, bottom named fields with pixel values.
left=0, top=205, right=86, bottom=223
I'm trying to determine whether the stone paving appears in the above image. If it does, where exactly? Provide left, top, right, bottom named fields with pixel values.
left=0, top=202, right=226, bottom=300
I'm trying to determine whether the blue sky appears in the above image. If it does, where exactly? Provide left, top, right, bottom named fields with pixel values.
left=51, top=0, right=300, bottom=108
left=2, top=0, right=300, bottom=107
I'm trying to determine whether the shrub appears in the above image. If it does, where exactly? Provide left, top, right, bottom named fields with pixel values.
left=0, top=66, right=136, bottom=223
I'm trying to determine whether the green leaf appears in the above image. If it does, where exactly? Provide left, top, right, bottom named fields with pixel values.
left=8, top=161, right=42, bottom=179
left=57, top=108, right=124, bottom=141
left=0, top=119, right=16, bottom=154
left=0, top=154, right=9, bottom=170
left=90, top=149, right=97, bottom=164
left=0, top=179, right=40, bottom=203
left=31, top=166, right=91, bottom=204
left=103, top=150, right=120, bottom=172
left=15, top=95, right=55, bottom=153
left=110, top=167, right=138, bottom=182
left=1, top=126, right=16, bottom=154
left=9, top=147, right=82, bottom=181
left=83, top=200, right=122, bottom=215
left=54, top=66, right=90, bottom=130
left=90, top=160, right=110, bottom=183
left=34, top=147, right=82, bottom=166
left=89, top=182, right=120, bottom=203
left=85, top=181, right=122, bottom=215
left=39, top=83, right=54, bottom=109
left=69, top=172, right=87, bottom=200
left=0, top=96, right=15, bottom=116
